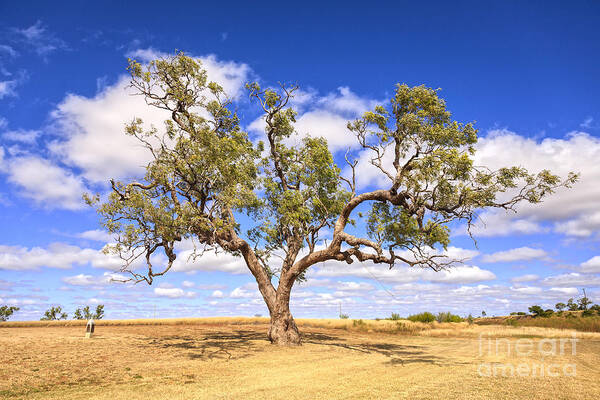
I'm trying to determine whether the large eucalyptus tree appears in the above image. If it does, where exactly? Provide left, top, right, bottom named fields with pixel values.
left=88, top=52, right=576, bottom=345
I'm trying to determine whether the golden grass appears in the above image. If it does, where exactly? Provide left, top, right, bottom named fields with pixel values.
left=5, top=317, right=600, bottom=338
left=1, top=319, right=600, bottom=399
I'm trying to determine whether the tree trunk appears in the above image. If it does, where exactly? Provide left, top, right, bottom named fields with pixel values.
left=267, top=297, right=301, bottom=345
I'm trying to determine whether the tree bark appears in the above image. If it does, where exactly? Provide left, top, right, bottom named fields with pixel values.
left=267, top=297, right=301, bottom=345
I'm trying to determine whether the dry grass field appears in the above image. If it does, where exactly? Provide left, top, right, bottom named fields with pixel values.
left=2, top=318, right=600, bottom=399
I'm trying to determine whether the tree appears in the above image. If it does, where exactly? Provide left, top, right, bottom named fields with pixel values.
left=73, top=305, right=105, bottom=320
left=88, top=52, right=577, bottom=345
left=528, top=305, right=544, bottom=317
left=41, top=306, right=68, bottom=321
left=578, top=289, right=592, bottom=310
left=567, top=298, right=579, bottom=311
left=555, top=302, right=566, bottom=312
left=0, top=305, right=19, bottom=322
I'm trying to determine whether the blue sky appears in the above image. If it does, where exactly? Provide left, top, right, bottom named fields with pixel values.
left=1, top=1, right=600, bottom=321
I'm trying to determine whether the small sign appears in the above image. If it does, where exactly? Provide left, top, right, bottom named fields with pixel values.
left=85, top=319, right=95, bottom=338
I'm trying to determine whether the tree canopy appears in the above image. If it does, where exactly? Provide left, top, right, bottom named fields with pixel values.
left=87, top=52, right=577, bottom=344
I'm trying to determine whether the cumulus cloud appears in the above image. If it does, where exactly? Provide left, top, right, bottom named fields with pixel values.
left=0, top=242, right=121, bottom=271
left=49, top=52, right=251, bottom=184
left=581, top=256, right=600, bottom=273
left=470, top=130, right=600, bottom=238
left=541, top=272, right=600, bottom=288
left=346, top=128, right=600, bottom=240
left=6, top=156, right=87, bottom=210
left=481, top=247, right=550, bottom=263
left=127, top=49, right=251, bottom=98
left=248, top=86, right=380, bottom=152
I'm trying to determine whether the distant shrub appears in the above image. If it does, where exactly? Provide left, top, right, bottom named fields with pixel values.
left=388, top=312, right=402, bottom=321
left=510, top=311, right=527, bottom=316
left=582, top=309, right=595, bottom=317
left=435, top=312, right=463, bottom=323
left=467, top=314, right=474, bottom=325
left=407, top=312, right=436, bottom=323
left=339, top=313, right=349, bottom=319
left=529, top=305, right=553, bottom=318
left=352, top=319, right=366, bottom=329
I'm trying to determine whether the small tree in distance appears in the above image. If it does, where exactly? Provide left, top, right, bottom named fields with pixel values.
left=41, top=306, right=68, bottom=321
left=555, top=302, right=566, bottom=312
left=0, top=305, right=20, bottom=322
left=73, top=305, right=105, bottom=320
left=87, top=52, right=577, bottom=345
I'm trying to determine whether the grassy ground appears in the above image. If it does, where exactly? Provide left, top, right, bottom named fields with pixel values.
left=2, top=318, right=599, bottom=399
left=477, top=314, right=600, bottom=332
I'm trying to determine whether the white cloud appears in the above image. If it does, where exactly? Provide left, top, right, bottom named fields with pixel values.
left=49, top=52, right=251, bottom=184
left=0, top=45, right=17, bottom=58
left=6, top=156, right=87, bottom=210
left=248, top=86, right=379, bottom=153
left=555, top=212, right=600, bottom=238
left=211, top=290, right=224, bottom=298
left=541, top=273, right=600, bottom=288
left=459, top=210, right=546, bottom=237
left=511, top=274, right=540, bottom=283
left=181, top=280, right=195, bottom=288
left=580, top=117, right=594, bottom=129
left=126, top=49, right=251, bottom=99
left=0, top=147, right=5, bottom=171
left=347, top=128, right=600, bottom=239
left=481, top=247, right=549, bottom=263
left=581, top=256, right=600, bottom=273
left=76, top=229, right=112, bottom=242
left=1, top=129, right=41, bottom=144
left=312, top=259, right=495, bottom=285
left=154, top=287, right=196, bottom=298
left=13, top=20, right=67, bottom=57
left=335, top=281, right=374, bottom=291
left=230, top=284, right=261, bottom=299
left=0, top=80, right=18, bottom=99
left=471, top=130, right=600, bottom=238
left=62, top=272, right=128, bottom=286
left=0, top=242, right=121, bottom=271
left=171, top=240, right=248, bottom=274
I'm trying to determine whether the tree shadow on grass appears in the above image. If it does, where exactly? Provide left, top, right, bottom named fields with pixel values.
left=141, top=328, right=465, bottom=366
left=142, top=330, right=267, bottom=361
left=302, top=332, right=465, bottom=367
